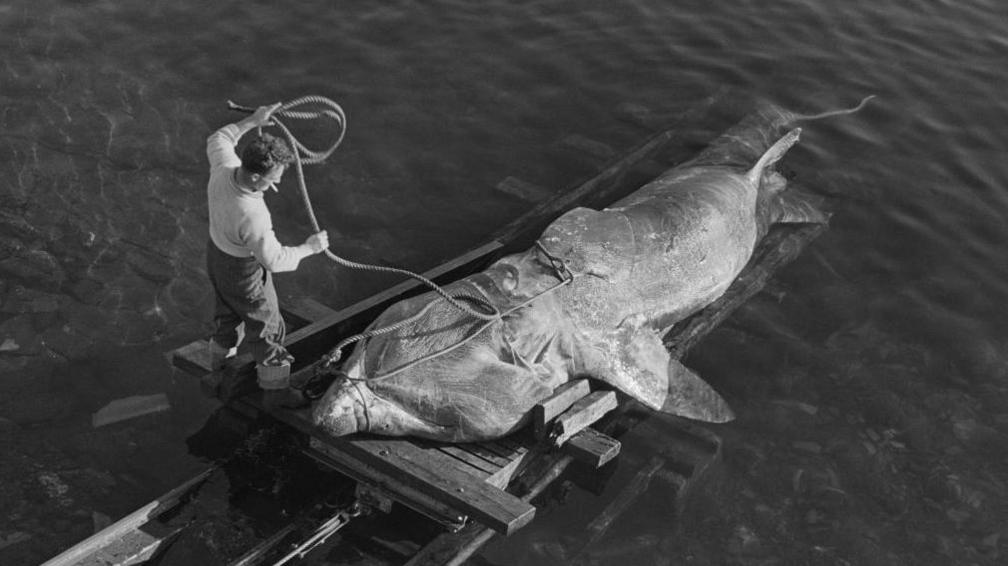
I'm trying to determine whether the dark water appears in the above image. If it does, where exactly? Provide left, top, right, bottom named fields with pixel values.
left=2, top=0, right=1007, bottom=564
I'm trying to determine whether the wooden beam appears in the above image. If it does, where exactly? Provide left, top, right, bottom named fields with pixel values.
left=563, top=428, right=621, bottom=468
left=495, top=176, right=552, bottom=203
left=533, top=379, right=591, bottom=438
left=405, top=453, right=575, bottom=566
left=170, top=340, right=212, bottom=377
left=306, top=439, right=469, bottom=532
left=550, top=390, right=618, bottom=447
left=41, top=468, right=214, bottom=566
left=260, top=400, right=533, bottom=536
left=568, top=457, right=666, bottom=561
left=334, top=436, right=536, bottom=535
left=281, top=296, right=338, bottom=327
left=560, top=134, right=617, bottom=161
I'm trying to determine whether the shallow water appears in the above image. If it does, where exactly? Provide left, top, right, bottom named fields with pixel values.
left=2, top=0, right=1007, bottom=564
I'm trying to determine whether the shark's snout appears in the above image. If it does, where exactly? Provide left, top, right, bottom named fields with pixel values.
left=312, top=377, right=370, bottom=435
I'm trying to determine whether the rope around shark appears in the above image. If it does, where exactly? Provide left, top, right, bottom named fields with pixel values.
left=227, top=95, right=504, bottom=372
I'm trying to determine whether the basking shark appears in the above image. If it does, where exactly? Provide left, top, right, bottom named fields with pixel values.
left=313, top=98, right=871, bottom=442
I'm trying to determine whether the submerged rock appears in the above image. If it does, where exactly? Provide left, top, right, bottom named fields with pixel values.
left=0, top=315, right=43, bottom=356
left=0, top=249, right=66, bottom=291
left=1, top=286, right=67, bottom=315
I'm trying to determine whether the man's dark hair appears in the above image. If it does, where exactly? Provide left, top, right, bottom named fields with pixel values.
left=240, top=133, right=294, bottom=175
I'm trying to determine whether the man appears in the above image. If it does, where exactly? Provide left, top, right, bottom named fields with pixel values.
left=205, top=102, right=329, bottom=409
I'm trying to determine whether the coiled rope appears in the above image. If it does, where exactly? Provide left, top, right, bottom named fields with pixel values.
left=228, top=96, right=501, bottom=370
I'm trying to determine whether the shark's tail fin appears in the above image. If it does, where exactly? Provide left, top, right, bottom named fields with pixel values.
left=746, top=127, right=801, bottom=186
left=792, top=95, right=876, bottom=122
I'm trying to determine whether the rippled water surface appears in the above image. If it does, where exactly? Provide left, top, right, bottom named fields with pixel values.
left=3, top=0, right=1008, bottom=564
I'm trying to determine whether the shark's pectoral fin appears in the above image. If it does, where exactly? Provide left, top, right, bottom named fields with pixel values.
left=662, top=358, right=735, bottom=423
left=584, top=323, right=670, bottom=411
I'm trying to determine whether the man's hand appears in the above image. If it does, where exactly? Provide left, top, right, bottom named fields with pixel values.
left=249, top=102, right=283, bottom=128
left=305, top=230, right=329, bottom=254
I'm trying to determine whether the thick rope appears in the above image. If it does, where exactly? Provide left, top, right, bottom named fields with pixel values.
left=229, top=96, right=501, bottom=368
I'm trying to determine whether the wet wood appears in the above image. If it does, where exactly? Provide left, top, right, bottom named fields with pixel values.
left=406, top=455, right=576, bottom=566
left=560, top=134, right=617, bottom=161
left=161, top=109, right=825, bottom=565
left=41, top=468, right=215, bottom=566
left=321, top=433, right=535, bottom=535
left=569, top=456, right=666, bottom=560
left=306, top=438, right=469, bottom=532
left=495, top=176, right=552, bottom=203
left=245, top=396, right=532, bottom=536
left=563, top=427, right=621, bottom=468
left=533, top=379, right=591, bottom=438
left=170, top=340, right=213, bottom=378
left=282, top=296, right=338, bottom=328
left=550, top=390, right=618, bottom=447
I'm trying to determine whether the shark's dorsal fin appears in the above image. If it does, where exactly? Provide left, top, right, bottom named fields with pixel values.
left=746, top=127, right=802, bottom=186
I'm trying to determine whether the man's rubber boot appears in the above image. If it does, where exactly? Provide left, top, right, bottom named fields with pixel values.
left=259, top=362, right=309, bottom=410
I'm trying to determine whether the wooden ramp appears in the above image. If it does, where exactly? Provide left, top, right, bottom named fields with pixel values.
left=45, top=96, right=831, bottom=565
left=165, top=127, right=685, bottom=540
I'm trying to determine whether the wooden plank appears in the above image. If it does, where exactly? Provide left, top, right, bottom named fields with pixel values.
left=560, top=134, right=617, bottom=161
left=406, top=454, right=575, bottom=566
left=307, top=439, right=468, bottom=532
left=484, top=449, right=533, bottom=491
left=533, top=379, right=591, bottom=438
left=461, top=443, right=512, bottom=470
left=76, top=522, right=182, bottom=566
left=477, top=439, right=528, bottom=461
left=551, top=390, right=618, bottom=447
left=170, top=340, right=212, bottom=377
left=335, top=436, right=535, bottom=535
left=171, top=297, right=332, bottom=379
left=435, top=446, right=497, bottom=478
left=568, top=457, right=666, bottom=561
left=563, top=428, right=621, bottom=468
left=282, top=296, right=338, bottom=326
left=495, top=176, right=552, bottom=203
left=260, top=401, right=533, bottom=536
left=41, top=468, right=214, bottom=566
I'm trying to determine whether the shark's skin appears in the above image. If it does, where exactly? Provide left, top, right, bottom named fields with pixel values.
left=313, top=100, right=868, bottom=442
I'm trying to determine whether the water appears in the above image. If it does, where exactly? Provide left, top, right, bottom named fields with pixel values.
left=2, top=0, right=1007, bottom=564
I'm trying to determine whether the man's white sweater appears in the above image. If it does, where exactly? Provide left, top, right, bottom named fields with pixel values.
left=206, top=124, right=310, bottom=273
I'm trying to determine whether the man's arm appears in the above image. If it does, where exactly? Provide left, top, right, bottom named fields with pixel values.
left=245, top=222, right=330, bottom=273
left=206, top=103, right=283, bottom=168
